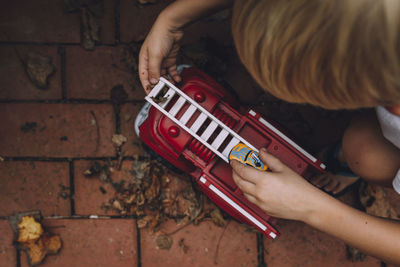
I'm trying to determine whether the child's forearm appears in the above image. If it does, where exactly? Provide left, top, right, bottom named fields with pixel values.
left=304, top=194, right=400, bottom=265
left=158, top=0, right=234, bottom=29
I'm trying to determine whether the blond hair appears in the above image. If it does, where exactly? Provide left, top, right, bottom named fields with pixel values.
left=232, top=0, right=400, bottom=109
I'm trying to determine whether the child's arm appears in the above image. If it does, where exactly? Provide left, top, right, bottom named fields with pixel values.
left=138, top=0, right=233, bottom=93
left=231, top=149, right=400, bottom=265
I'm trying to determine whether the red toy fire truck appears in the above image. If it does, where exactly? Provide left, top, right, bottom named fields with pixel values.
left=135, top=67, right=326, bottom=239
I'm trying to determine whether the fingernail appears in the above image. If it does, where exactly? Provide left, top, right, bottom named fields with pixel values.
left=150, top=78, right=158, bottom=84
left=260, top=148, right=267, bottom=152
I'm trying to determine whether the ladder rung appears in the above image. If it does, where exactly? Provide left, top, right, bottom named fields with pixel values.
left=200, top=121, right=218, bottom=141
left=190, top=113, right=207, bottom=133
left=211, top=129, right=230, bottom=150
left=169, top=96, right=186, bottom=117
left=147, top=81, right=165, bottom=98
left=179, top=104, right=197, bottom=125
left=222, top=138, right=240, bottom=158
left=160, top=88, right=176, bottom=109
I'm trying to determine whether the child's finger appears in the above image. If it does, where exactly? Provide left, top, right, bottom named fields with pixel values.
left=232, top=171, right=257, bottom=193
left=258, top=148, right=285, bottom=173
left=168, top=65, right=181, bottom=83
left=243, top=192, right=258, bottom=205
left=148, top=49, right=163, bottom=85
left=230, top=160, right=260, bottom=184
left=138, top=47, right=150, bottom=93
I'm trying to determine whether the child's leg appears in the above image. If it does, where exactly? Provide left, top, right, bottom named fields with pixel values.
left=311, top=111, right=400, bottom=194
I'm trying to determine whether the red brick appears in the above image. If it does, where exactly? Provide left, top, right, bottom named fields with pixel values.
left=66, top=46, right=145, bottom=100
left=0, top=0, right=115, bottom=44
left=264, top=220, right=381, bottom=267
left=74, top=160, right=134, bottom=216
left=100, top=0, right=116, bottom=45
left=140, top=219, right=257, bottom=267
left=0, top=0, right=80, bottom=43
left=0, top=161, right=70, bottom=217
left=20, top=219, right=137, bottom=267
left=0, top=103, right=115, bottom=157
left=0, top=220, right=16, bottom=267
left=120, top=103, right=146, bottom=157
left=0, top=45, right=61, bottom=100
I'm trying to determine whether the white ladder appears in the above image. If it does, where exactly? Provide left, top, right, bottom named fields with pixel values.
left=145, top=78, right=257, bottom=163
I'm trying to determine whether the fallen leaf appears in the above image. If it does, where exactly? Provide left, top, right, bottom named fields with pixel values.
left=210, top=209, right=226, bottom=227
left=17, top=216, right=43, bottom=243
left=80, top=7, right=100, bottom=50
left=156, top=235, right=173, bottom=250
left=25, top=52, right=55, bottom=90
left=112, top=134, right=127, bottom=147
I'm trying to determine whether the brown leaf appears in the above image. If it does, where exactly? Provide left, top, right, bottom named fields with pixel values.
left=359, top=183, right=398, bottom=219
left=210, top=209, right=226, bottom=227
left=17, top=216, right=43, bottom=243
left=112, top=134, right=127, bottom=147
left=156, top=235, right=173, bottom=250
left=27, top=239, right=47, bottom=266
left=25, top=52, right=55, bottom=90
left=41, top=233, right=62, bottom=254
left=80, top=7, right=100, bottom=50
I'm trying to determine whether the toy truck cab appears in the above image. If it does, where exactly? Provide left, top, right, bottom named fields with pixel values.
left=136, top=67, right=326, bottom=239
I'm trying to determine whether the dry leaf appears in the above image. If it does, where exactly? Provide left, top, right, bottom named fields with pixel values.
left=9, top=213, right=62, bottom=266
left=17, top=216, right=43, bottom=243
left=210, top=209, right=226, bottom=227
left=25, top=52, right=55, bottom=90
left=359, top=183, right=398, bottom=219
left=156, top=235, right=173, bottom=250
left=112, top=134, right=127, bottom=147
left=80, top=7, right=100, bottom=50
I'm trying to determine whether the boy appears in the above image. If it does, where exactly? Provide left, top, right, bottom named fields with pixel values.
left=138, top=0, right=400, bottom=264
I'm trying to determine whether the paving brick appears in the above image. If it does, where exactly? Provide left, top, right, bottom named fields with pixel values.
left=0, top=220, right=16, bottom=267
left=66, top=46, right=145, bottom=100
left=19, top=219, right=137, bottom=267
left=120, top=103, right=146, bottom=157
left=0, top=0, right=115, bottom=44
left=100, top=0, right=116, bottom=45
left=0, top=103, right=115, bottom=157
left=0, top=45, right=61, bottom=100
left=0, top=161, right=70, bottom=217
left=263, top=220, right=381, bottom=267
left=140, top=219, right=257, bottom=267
left=0, top=0, right=80, bottom=43
left=74, top=160, right=133, bottom=216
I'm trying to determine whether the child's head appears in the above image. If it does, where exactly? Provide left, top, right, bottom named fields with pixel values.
left=232, top=0, right=400, bottom=110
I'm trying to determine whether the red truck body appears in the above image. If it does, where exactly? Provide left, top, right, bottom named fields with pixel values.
left=137, top=67, right=325, bottom=238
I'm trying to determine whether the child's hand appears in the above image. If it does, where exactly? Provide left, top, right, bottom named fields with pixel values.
left=231, top=148, right=324, bottom=222
left=138, top=16, right=183, bottom=94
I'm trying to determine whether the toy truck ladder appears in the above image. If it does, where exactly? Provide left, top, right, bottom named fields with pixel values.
left=145, top=78, right=255, bottom=163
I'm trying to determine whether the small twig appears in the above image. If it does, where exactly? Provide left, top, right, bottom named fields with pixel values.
left=214, top=220, right=231, bottom=265
left=164, top=218, right=195, bottom=236
left=90, top=110, right=100, bottom=153
left=117, top=151, right=125, bottom=170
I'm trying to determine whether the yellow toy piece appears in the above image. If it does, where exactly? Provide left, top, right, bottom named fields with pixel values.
left=228, top=143, right=267, bottom=171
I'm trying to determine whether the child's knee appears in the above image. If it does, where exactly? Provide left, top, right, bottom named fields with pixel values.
left=342, top=113, right=400, bottom=184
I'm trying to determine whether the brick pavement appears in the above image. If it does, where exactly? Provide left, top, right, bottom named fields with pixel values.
left=0, top=1, right=396, bottom=267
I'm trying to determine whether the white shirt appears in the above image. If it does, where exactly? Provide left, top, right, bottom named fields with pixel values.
left=376, top=106, right=400, bottom=194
